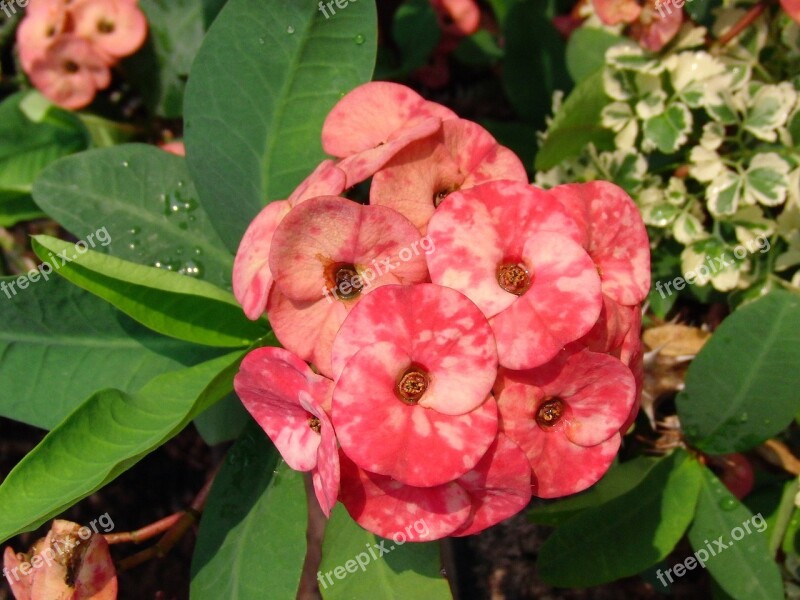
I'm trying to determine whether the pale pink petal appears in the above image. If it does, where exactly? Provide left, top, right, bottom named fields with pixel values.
left=489, top=233, right=602, bottom=369
left=287, top=159, right=347, bottom=206
left=234, top=347, right=333, bottom=471
left=591, top=0, right=642, bottom=25
left=331, top=284, right=498, bottom=415
left=71, top=0, right=149, bottom=61
left=548, top=181, right=651, bottom=306
left=72, top=535, right=118, bottom=600
left=302, top=399, right=339, bottom=517
left=333, top=341, right=497, bottom=487
left=783, top=0, right=800, bottom=23
left=16, top=2, right=67, bottom=72
left=452, top=434, right=533, bottom=537
left=370, top=119, right=527, bottom=232
left=631, top=0, right=683, bottom=51
left=338, top=452, right=472, bottom=541
left=3, top=547, right=32, bottom=600
left=433, top=0, right=481, bottom=35
left=160, top=141, right=186, bottom=156
left=576, top=295, right=635, bottom=353
left=232, top=200, right=291, bottom=320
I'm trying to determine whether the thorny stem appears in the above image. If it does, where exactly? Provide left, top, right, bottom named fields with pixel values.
left=710, top=0, right=771, bottom=51
left=104, top=513, right=183, bottom=546
left=115, top=464, right=221, bottom=572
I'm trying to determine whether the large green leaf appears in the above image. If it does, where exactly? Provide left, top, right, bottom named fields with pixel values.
left=535, top=69, right=615, bottom=171
left=0, top=276, right=222, bottom=429
left=320, top=504, right=451, bottom=599
left=32, top=144, right=234, bottom=290
left=0, top=191, right=44, bottom=227
left=565, top=28, right=623, bottom=84
left=537, top=450, right=703, bottom=587
left=0, top=350, right=244, bottom=543
left=191, top=425, right=307, bottom=598
left=686, top=467, right=783, bottom=600
left=32, top=235, right=266, bottom=348
left=677, top=291, right=800, bottom=454
left=184, top=0, right=377, bottom=251
left=124, top=0, right=207, bottom=117
left=528, top=456, right=661, bottom=526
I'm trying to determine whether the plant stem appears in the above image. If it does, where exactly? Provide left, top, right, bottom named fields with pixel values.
left=711, top=1, right=770, bottom=51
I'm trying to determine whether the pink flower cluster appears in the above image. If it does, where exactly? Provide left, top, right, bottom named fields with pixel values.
left=592, top=0, right=683, bottom=51
left=17, top=0, right=147, bottom=109
left=233, top=82, right=650, bottom=540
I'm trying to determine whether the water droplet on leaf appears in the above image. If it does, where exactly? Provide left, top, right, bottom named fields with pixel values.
left=719, top=497, right=738, bottom=511
left=287, top=25, right=295, bottom=34
left=354, top=34, right=365, bottom=45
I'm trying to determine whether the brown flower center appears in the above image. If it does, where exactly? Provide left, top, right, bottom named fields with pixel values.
left=497, top=263, right=531, bottom=295
left=329, top=263, right=363, bottom=300
left=536, top=398, right=565, bottom=428
left=97, top=19, right=115, bottom=34
left=397, top=366, right=429, bottom=405
left=63, top=60, right=80, bottom=74
left=433, top=184, right=459, bottom=207
left=308, top=416, right=321, bottom=434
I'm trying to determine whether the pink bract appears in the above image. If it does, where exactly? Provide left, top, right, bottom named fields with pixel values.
left=28, top=36, right=110, bottom=109
left=431, top=0, right=481, bottom=36
left=16, top=1, right=67, bottom=71
left=331, top=283, right=498, bottom=415
left=426, top=181, right=602, bottom=369
left=370, top=119, right=528, bottom=233
left=338, top=452, right=472, bottom=541
left=630, top=0, right=683, bottom=52
left=234, top=347, right=339, bottom=516
left=70, top=0, right=148, bottom=61
left=232, top=160, right=347, bottom=320
left=592, top=0, right=642, bottom=25
left=547, top=181, right=651, bottom=307
left=452, top=434, right=533, bottom=537
left=495, top=348, right=636, bottom=497
left=267, top=197, right=428, bottom=377
left=783, top=0, right=800, bottom=23
left=333, top=341, right=498, bottom=487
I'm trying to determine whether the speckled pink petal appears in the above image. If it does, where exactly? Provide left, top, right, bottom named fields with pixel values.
left=370, top=120, right=527, bottom=232
left=576, top=295, right=635, bottom=353
left=426, top=181, right=584, bottom=318
left=338, top=452, right=472, bottom=540
left=287, top=159, right=347, bottom=205
left=270, top=197, right=427, bottom=303
left=452, top=434, right=532, bottom=537
left=616, top=307, right=643, bottom=434
left=3, top=546, right=32, bottom=600
left=302, top=399, right=339, bottom=517
left=333, top=341, right=497, bottom=487
left=322, top=82, right=456, bottom=158
left=234, top=347, right=333, bottom=471
left=591, top=0, right=642, bottom=25
left=233, top=200, right=291, bottom=320
left=548, top=181, right=651, bottom=306
left=72, top=535, right=118, bottom=600
left=631, top=0, right=683, bottom=52
left=490, top=232, right=602, bottom=369
left=331, top=284, right=498, bottom=415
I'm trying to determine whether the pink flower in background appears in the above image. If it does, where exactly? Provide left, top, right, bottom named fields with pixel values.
left=160, top=141, right=186, bottom=156
left=370, top=119, right=528, bottom=233
left=592, top=0, right=683, bottom=51
left=16, top=0, right=67, bottom=71
left=592, top=0, right=642, bottom=25
left=430, top=0, right=481, bottom=36
left=495, top=348, right=636, bottom=498
left=233, top=160, right=347, bottom=320
left=783, top=0, right=800, bottom=23
left=3, top=520, right=117, bottom=600
left=234, top=347, right=339, bottom=516
left=70, top=0, right=148, bottom=62
left=267, top=197, right=428, bottom=377
left=426, top=180, right=602, bottom=369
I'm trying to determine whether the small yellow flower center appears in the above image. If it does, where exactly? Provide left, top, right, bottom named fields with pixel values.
left=536, top=398, right=565, bottom=428
left=497, top=263, right=531, bottom=295
left=397, top=366, right=429, bottom=405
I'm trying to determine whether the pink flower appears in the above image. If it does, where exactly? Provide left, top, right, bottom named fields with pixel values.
left=495, top=348, right=636, bottom=497
left=321, top=82, right=456, bottom=187
left=160, top=141, right=185, bottom=156
left=592, top=0, right=682, bottom=51
left=592, top=0, right=642, bottom=25
left=547, top=181, right=651, bottom=307
left=70, top=0, right=148, bottom=62
left=370, top=119, right=528, bottom=233
left=16, top=0, right=67, bottom=71
left=783, top=0, right=800, bottom=23
left=426, top=180, right=602, bottom=370
left=338, top=452, right=472, bottom=541
left=267, top=198, right=429, bottom=377
left=330, top=283, right=498, bottom=486
left=234, top=347, right=339, bottom=516
left=233, top=160, right=347, bottom=320
left=3, top=520, right=117, bottom=600
left=451, top=434, right=532, bottom=537
left=430, top=0, right=481, bottom=36
left=27, top=36, right=110, bottom=110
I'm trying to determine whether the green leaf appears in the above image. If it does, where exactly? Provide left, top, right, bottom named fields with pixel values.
left=677, top=291, right=800, bottom=454
left=392, top=0, right=440, bottom=73
left=0, top=276, right=223, bottom=429
left=743, top=153, right=791, bottom=207
left=184, top=0, right=377, bottom=251
left=320, top=504, right=451, bottom=599
left=537, top=450, right=702, bottom=587
left=479, top=119, right=538, bottom=171
left=0, top=91, right=88, bottom=194
left=0, top=350, right=244, bottom=543
left=686, top=467, right=783, bottom=600
left=193, top=394, right=251, bottom=445
left=502, top=1, right=570, bottom=129
left=0, top=191, right=44, bottom=227
left=566, top=28, right=624, bottom=84
left=32, top=235, right=266, bottom=348
left=643, top=102, right=692, bottom=154
left=32, top=144, right=234, bottom=290
left=453, top=30, right=503, bottom=67
left=124, top=0, right=207, bottom=117
left=535, top=69, right=615, bottom=170
left=191, top=425, right=307, bottom=598
left=528, top=457, right=661, bottom=526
